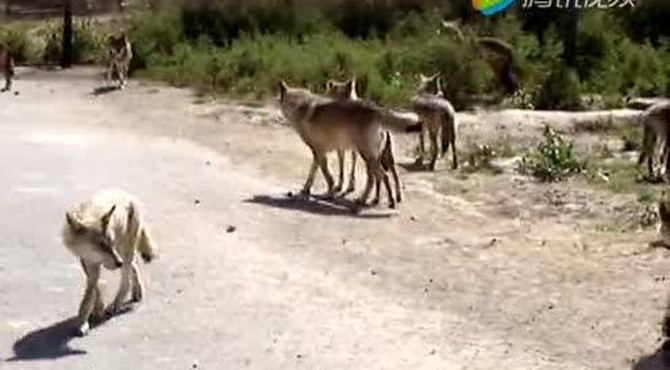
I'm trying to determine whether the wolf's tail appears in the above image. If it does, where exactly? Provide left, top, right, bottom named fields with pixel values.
left=380, top=131, right=394, bottom=171
left=379, top=109, right=422, bottom=133
left=441, top=108, right=456, bottom=156
left=138, top=228, right=157, bottom=263
left=127, top=201, right=157, bottom=263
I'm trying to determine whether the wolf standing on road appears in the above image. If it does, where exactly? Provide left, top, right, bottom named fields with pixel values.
left=62, top=189, right=157, bottom=336
left=279, top=81, right=419, bottom=208
left=0, top=42, right=15, bottom=92
left=412, top=74, right=458, bottom=171
left=107, top=33, right=133, bottom=89
left=638, top=102, right=670, bottom=180
left=326, top=78, right=404, bottom=204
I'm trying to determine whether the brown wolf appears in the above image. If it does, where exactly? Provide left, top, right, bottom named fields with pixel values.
left=325, top=78, right=403, bottom=203
left=62, top=189, right=157, bottom=336
left=0, top=42, right=15, bottom=92
left=326, top=78, right=359, bottom=194
left=279, top=81, right=419, bottom=208
left=638, top=102, right=670, bottom=179
left=412, top=74, right=458, bottom=171
left=107, top=33, right=133, bottom=89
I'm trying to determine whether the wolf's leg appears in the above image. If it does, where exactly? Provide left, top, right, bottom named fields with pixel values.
left=369, top=160, right=394, bottom=208
left=356, top=159, right=374, bottom=206
left=108, top=260, right=133, bottom=315
left=130, top=260, right=144, bottom=303
left=639, top=125, right=655, bottom=177
left=76, top=261, right=101, bottom=336
left=428, top=129, right=439, bottom=171
left=390, top=164, right=402, bottom=203
left=346, top=151, right=356, bottom=193
left=106, top=62, right=114, bottom=86
left=335, top=149, right=344, bottom=193
left=2, top=73, right=10, bottom=92
left=301, top=151, right=319, bottom=196
left=85, top=259, right=105, bottom=323
left=371, top=171, right=381, bottom=206
left=316, top=152, right=335, bottom=196
left=451, top=133, right=458, bottom=170
left=120, top=62, right=128, bottom=89
left=415, top=125, right=426, bottom=165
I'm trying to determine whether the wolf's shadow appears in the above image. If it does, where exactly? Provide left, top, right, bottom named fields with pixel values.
left=246, top=194, right=393, bottom=219
left=5, top=317, right=85, bottom=361
left=632, top=340, right=670, bottom=370
left=91, top=85, right=120, bottom=96
left=6, top=305, right=134, bottom=362
left=398, top=161, right=431, bottom=173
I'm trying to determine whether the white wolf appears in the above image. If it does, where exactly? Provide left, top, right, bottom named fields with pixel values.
left=62, top=188, right=157, bottom=336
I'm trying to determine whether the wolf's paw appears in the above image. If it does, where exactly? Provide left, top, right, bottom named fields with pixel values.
left=370, top=197, right=380, bottom=206
left=345, top=185, right=355, bottom=194
left=105, top=303, right=122, bottom=318
left=396, top=194, right=403, bottom=203
left=74, top=322, right=90, bottom=337
left=90, top=308, right=106, bottom=323
left=332, top=185, right=343, bottom=194
left=131, top=289, right=143, bottom=304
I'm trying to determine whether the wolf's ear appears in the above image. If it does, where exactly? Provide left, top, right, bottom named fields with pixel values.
left=66, top=212, right=86, bottom=234
left=279, top=81, right=289, bottom=97
left=101, top=205, right=116, bottom=229
left=419, top=73, right=428, bottom=82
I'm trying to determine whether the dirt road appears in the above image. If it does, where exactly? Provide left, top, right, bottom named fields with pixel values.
left=0, top=68, right=667, bottom=369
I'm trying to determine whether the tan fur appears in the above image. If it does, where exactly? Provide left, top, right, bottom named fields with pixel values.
left=279, top=81, right=419, bottom=208
left=638, top=102, right=670, bottom=179
left=325, top=79, right=359, bottom=194
left=0, top=42, right=15, bottom=92
left=107, top=33, right=133, bottom=89
left=63, top=189, right=157, bottom=336
left=325, top=78, right=402, bottom=203
left=412, top=74, right=458, bottom=171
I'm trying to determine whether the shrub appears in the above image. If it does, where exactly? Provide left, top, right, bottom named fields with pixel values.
left=518, top=126, right=584, bottom=182
left=39, top=19, right=106, bottom=64
left=534, top=64, right=582, bottom=111
left=0, top=27, right=40, bottom=64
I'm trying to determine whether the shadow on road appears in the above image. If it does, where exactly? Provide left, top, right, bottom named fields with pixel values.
left=6, top=304, right=136, bottom=362
left=632, top=340, right=670, bottom=370
left=246, top=194, right=393, bottom=219
left=398, top=161, right=430, bottom=173
left=91, top=85, right=120, bottom=96
left=5, top=317, right=86, bottom=362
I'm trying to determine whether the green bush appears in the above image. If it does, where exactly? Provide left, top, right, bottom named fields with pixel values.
left=39, top=19, right=106, bottom=64
left=534, top=64, right=582, bottom=111
left=0, top=27, right=40, bottom=64
left=518, top=126, right=584, bottom=182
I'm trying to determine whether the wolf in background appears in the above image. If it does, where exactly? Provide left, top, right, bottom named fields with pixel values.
left=279, top=81, right=419, bottom=208
left=412, top=74, right=458, bottom=171
left=325, top=78, right=404, bottom=204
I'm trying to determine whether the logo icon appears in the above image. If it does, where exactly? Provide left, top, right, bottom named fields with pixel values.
left=473, top=0, right=516, bottom=16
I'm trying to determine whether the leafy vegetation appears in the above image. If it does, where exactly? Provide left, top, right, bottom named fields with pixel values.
left=518, top=126, right=585, bottom=182
left=1, top=1, right=669, bottom=109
